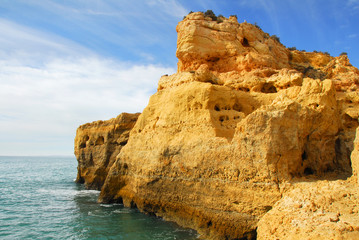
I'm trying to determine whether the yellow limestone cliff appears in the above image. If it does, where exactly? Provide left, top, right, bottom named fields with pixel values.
left=75, top=113, right=139, bottom=189
left=75, top=12, right=359, bottom=240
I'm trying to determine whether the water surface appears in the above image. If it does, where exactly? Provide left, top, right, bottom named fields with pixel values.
left=0, top=156, right=198, bottom=239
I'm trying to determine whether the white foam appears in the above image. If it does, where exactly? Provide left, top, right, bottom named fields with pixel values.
left=100, top=204, right=113, bottom=208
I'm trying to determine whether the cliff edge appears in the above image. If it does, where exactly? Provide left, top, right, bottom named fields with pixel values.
left=75, top=12, right=359, bottom=240
left=74, top=113, right=139, bottom=189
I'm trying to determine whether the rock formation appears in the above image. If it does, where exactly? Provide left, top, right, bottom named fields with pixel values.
left=352, top=127, right=359, bottom=186
left=257, top=179, right=359, bottom=240
left=74, top=113, right=139, bottom=189
left=75, top=12, right=359, bottom=240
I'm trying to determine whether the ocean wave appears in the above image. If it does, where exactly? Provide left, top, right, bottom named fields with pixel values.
left=113, top=208, right=133, bottom=214
left=99, top=204, right=113, bottom=208
left=76, top=190, right=100, bottom=196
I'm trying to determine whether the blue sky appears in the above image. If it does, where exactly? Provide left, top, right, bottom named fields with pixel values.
left=0, top=0, right=358, bottom=156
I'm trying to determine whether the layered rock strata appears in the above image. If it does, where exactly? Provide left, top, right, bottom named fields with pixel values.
left=75, top=12, right=359, bottom=240
left=74, top=113, right=139, bottom=189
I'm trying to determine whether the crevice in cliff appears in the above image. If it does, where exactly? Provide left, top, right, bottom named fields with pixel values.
left=237, top=228, right=257, bottom=240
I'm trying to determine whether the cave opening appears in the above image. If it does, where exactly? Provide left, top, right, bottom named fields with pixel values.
left=242, top=37, right=249, bottom=47
left=304, top=167, right=314, bottom=175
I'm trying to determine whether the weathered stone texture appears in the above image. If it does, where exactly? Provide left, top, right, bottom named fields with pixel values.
left=75, top=12, right=359, bottom=240
left=74, top=113, right=139, bottom=189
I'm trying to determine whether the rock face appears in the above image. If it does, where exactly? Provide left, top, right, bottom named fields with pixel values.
left=75, top=12, right=359, bottom=240
left=74, top=113, right=139, bottom=189
left=257, top=179, right=359, bottom=240
left=256, top=127, right=359, bottom=240
left=352, top=128, right=359, bottom=185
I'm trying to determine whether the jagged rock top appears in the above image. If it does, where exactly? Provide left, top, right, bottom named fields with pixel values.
left=170, top=11, right=359, bottom=93
left=77, top=112, right=139, bottom=129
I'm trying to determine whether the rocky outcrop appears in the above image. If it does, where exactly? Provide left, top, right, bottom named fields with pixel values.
left=256, top=127, right=359, bottom=240
left=75, top=12, right=359, bottom=240
left=352, top=127, right=359, bottom=185
left=257, top=179, right=359, bottom=240
left=74, top=113, right=139, bottom=189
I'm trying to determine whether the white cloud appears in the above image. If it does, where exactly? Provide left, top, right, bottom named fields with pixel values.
left=0, top=18, right=92, bottom=65
left=146, top=0, right=188, bottom=18
left=0, top=18, right=175, bottom=156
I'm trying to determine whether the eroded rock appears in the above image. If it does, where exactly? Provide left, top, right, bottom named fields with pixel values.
left=352, top=127, right=359, bottom=185
left=257, top=180, right=359, bottom=240
left=75, top=11, right=359, bottom=240
left=74, top=113, right=139, bottom=189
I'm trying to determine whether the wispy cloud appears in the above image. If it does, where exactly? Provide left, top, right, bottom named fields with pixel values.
left=0, top=18, right=92, bottom=65
left=348, top=34, right=358, bottom=38
left=146, top=0, right=188, bottom=18
left=1, top=0, right=187, bottom=65
left=0, top=17, right=175, bottom=155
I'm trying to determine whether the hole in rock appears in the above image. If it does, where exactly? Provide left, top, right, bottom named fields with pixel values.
left=239, top=87, right=250, bottom=92
left=193, top=102, right=203, bottom=110
left=241, top=37, right=249, bottom=47
left=261, top=83, right=277, bottom=93
left=95, top=136, right=104, bottom=146
left=304, top=167, right=314, bottom=175
left=214, top=104, right=220, bottom=111
left=79, top=135, right=90, bottom=148
left=119, top=140, right=128, bottom=146
left=219, top=116, right=229, bottom=122
left=207, top=221, right=213, bottom=227
left=301, top=151, right=308, bottom=161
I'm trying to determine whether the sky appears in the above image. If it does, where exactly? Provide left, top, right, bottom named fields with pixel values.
left=0, top=0, right=358, bottom=156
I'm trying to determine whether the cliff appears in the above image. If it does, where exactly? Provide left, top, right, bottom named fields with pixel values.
left=75, top=12, right=359, bottom=240
left=74, top=113, right=139, bottom=189
left=257, top=128, right=359, bottom=240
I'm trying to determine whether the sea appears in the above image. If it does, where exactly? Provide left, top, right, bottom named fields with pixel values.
left=0, top=156, right=198, bottom=240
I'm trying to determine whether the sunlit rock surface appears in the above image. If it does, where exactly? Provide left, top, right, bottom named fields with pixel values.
left=74, top=113, right=139, bottom=189
left=75, top=12, right=359, bottom=240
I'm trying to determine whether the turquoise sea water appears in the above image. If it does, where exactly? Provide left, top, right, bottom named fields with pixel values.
left=0, top=156, right=198, bottom=239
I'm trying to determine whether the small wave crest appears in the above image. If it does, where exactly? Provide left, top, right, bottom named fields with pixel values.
left=113, top=208, right=133, bottom=214
left=76, top=190, right=100, bottom=196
